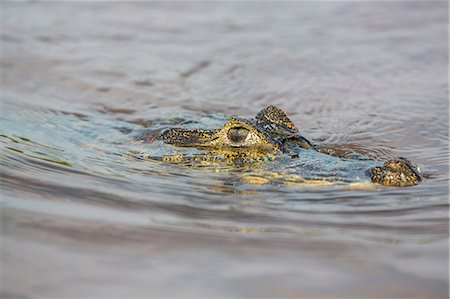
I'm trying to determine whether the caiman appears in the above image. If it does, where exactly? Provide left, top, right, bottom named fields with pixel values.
left=138, top=105, right=423, bottom=187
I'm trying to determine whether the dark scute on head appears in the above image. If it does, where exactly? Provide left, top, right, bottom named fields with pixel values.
left=255, top=105, right=299, bottom=132
left=227, top=127, right=249, bottom=143
left=283, top=135, right=314, bottom=150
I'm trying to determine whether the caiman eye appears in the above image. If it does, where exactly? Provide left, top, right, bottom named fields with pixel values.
left=227, top=127, right=249, bottom=143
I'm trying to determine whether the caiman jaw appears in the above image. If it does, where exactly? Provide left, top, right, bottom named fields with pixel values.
left=160, top=128, right=218, bottom=147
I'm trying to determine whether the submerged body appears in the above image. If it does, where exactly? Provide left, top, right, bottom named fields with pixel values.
left=143, top=106, right=422, bottom=187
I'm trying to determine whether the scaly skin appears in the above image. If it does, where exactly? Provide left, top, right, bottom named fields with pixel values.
left=368, top=157, right=422, bottom=187
left=157, top=105, right=423, bottom=187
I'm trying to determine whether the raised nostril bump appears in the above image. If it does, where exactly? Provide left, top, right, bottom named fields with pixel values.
left=227, top=127, right=249, bottom=143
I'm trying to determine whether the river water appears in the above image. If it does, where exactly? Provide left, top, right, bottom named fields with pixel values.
left=1, top=2, right=448, bottom=298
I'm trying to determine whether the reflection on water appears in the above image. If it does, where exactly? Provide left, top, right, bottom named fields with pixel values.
left=1, top=1, right=448, bottom=298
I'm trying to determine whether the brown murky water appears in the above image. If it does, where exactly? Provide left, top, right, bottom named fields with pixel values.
left=1, top=2, right=449, bottom=298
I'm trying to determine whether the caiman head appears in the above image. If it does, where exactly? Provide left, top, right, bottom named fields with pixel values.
left=159, top=105, right=314, bottom=160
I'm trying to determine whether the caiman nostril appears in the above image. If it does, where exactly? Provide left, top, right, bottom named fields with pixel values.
left=227, top=127, right=249, bottom=143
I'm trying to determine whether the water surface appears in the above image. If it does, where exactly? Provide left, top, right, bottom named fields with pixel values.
left=1, top=2, right=448, bottom=298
